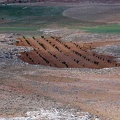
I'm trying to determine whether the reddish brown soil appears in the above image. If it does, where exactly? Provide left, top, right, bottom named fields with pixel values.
left=1, top=67, right=120, bottom=119
left=0, top=35, right=120, bottom=119
left=16, top=37, right=120, bottom=69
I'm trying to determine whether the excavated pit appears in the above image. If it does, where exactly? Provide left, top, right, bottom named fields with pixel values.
left=16, top=36, right=120, bottom=69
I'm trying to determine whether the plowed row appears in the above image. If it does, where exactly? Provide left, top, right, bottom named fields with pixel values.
left=16, top=36, right=120, bottom=69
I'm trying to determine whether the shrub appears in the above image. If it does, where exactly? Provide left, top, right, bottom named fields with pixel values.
left=53, top=55, right=57, bottom=59
left=42, top=57, right=49, bottom=64
left=23, top=36, right=26, bottom=39
left=62, top=61, right=68, bottom=67
left=41, top=36, right=44, bottom=38
left=39, top=43, right=46, bottom=50
left=29, top=57, right=34, bottom=63
left=51, top=36, right=54, bottom=39
left=16, top=41, right=19, bottom=44
left=94, top=61, right=99, bottom=65
left=32, top=36, right=35, bottom=40
left=26, top=53, right=28, bottom=57
left=107, top=60, right=111, bottom=63
left=25, top=39, right=31, bottom=46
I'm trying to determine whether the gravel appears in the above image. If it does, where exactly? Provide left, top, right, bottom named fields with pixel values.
left=93, top=44, right=120, bottom=57
left=0, top=108, right=100, bottom=120
left=0, top=33, right=120, bottom=74
left=63, top=5, right=120, bottom=23
left=93, top=44, right=120, bottom=62
left=0, top=33, right=120, bottom=120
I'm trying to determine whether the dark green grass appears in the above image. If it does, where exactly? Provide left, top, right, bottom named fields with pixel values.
left=82, top=24, right=120, bottom=33
left=0, top=27, right=37, bottom=31
left=0, top=5, right=66, bottom=20
left=0, top=5, right=119, bottom=34
left=0, top=5, right=68, bottom=32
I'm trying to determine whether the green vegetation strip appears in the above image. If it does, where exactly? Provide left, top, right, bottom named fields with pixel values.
left=0, top=5, right=67, bottom=20
left=82, top=24, right=120, bottom=33
left=0, top=27, right=37, bottom=31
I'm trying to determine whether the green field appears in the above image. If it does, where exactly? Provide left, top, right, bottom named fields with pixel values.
left=0, top=5, right=99, bottom=32
left=82, top=24, right=120, bottom=33
left=0, top=27, right=37, bottom=31
left=0, top=5, right=83, bottom=28
left=0, top=5, right=120, bottom=34
left=0, top=5, right=68, bottom=32
left=0, top=5, right=66, bottom=20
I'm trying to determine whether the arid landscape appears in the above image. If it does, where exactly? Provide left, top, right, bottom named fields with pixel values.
left=16, top=36, right=120, bottom=69
left=0, top=0, right=120, bottom=120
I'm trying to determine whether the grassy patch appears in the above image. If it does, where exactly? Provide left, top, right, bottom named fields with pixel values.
left=0, top=5, right=68, bottom=27
left=82, top=24, right=120, bottom=33
left=0, top=27, right=37, bottom=31
left=0, top=5, right=66, bottom=20
left=1, top=5, right=116, bottom=34
left=0, top=5, right=94, bottom=32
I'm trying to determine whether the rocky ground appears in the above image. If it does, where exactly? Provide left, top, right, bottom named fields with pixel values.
left=63, top=4, right=120, bottom=24
left=0, top=0, right=120, bottom=119
left=0, top=33, right=101, bottom=120
left=0, top=32, right=120, bottom=120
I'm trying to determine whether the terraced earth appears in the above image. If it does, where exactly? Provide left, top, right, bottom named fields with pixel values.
left=16, top=36, right=120, bottom=69
left=0, top=1, right=120, bottom=120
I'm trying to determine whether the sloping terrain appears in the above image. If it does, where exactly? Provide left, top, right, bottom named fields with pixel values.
left=63, top=5, right=120, bottom=24
left=3, top=0, right=120, bottom=3
left=0, top=32, right=120, bottom=120
left=17, top=36, right=120, bottom=69
left=0, top=1, right=120, bottom=120
left=0, top=0, right=6, bottom=3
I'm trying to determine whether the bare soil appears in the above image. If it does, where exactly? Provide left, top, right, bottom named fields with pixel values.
left=0, top=28, right=120, bottom=120
left=0, top=1, right=120, bottom=119
left=17, top=37, right=120, bottom=69
left=0, top=62, right=120, bottom=119
left=63, top=5, right=120, bottom=23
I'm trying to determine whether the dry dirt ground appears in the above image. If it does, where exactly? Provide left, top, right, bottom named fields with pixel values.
left=0, top=2, right=120, bottom=119
left=16, top=37, right=120, bottom=69
left=63, top=4, right=120, bottom=24
left=0, top=31, right=120, bottom=120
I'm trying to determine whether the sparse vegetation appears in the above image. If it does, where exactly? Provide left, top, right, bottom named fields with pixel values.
left=16, top=37, right=120, bottom=69
left=82, top=24, right=120, bottom=33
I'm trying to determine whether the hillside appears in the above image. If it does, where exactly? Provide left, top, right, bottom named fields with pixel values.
left=0, top=1, right=120, bottom=120
left=0, top=0, right=6, bottom=3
